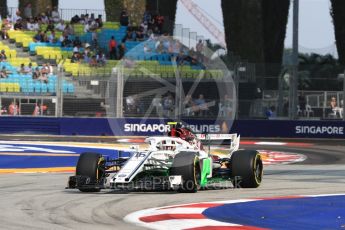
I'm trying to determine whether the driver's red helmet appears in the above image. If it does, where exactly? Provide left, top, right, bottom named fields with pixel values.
left=177, top=128, right=195, bottom=142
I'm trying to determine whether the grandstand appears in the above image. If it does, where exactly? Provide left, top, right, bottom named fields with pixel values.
left=0, top=41, right=74, bottom=95
left=0, top=8, right=235, bottom=118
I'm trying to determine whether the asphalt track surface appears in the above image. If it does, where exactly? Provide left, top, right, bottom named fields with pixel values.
left=0, top=137, right=345, bottom=230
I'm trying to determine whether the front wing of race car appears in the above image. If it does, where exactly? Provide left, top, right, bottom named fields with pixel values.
left=112, top=175, right=183, bottom=190
left=68, top=175, right=107, bottom=190
left=68, top=174, right=184, bottom=191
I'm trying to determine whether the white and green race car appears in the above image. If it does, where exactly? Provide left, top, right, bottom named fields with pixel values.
left=67, top=123, right=263, bottom=193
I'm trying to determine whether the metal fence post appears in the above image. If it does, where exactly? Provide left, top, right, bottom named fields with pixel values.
left=291, top=0, right=299, bottom=120
left=343, top=70, right=345, bottom=121
left=235, top=63, right=239, bottom=119
left=277, top=71, right=284, bottom=116
left=56, top=70, right=63, bottom=117
left=116, top=66, right=124, bottom=118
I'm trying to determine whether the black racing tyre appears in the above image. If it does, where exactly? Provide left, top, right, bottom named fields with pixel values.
left=230, top=150, right=263, bottom=188
left=170, top=151, right=201, bottom=193
left=76, top=152, right=104, bottom=192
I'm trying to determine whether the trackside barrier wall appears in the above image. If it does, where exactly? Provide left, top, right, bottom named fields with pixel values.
left=0, top=117, right=344, bottom=138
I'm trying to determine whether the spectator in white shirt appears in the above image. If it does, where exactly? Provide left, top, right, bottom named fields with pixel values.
left=84, top=21, right=91, bottom=33
left=24, top=63, right=33, bottom=74
left=48, top=31, right=57, bottom=43
left=47, top=63, right=53, bottom=75
left=40, top=13, right=49, bottom=24
left=59, top=34, right=64, bottom=43
left=73, top=46, right=80, bottom=53
left=56, top=20, right=65, bottom=32
left=31, top=19, right=39, bottom=31
left=144, top=44, right=151, bottom=53
left=6, top=15, right=12, bottom=23
left=27, top=19, right=34, bottom=31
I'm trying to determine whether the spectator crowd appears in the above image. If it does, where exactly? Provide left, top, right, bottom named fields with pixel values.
left=1, top=5, right=208, bottom=71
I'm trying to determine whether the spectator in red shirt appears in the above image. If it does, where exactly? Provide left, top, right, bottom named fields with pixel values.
left=156, top=14, right=164, bottom=33
left=109, top=36, right=117, bottom=60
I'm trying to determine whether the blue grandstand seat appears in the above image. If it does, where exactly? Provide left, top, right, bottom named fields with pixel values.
left=19, top=79, right=26, bottom=86
left=27, top=82, right=34, bottom=93
left=192, top=65, right=203, bottom=70
left=12, top=74, right=20, bottom=78
left=49, top=75, right=57, bottom=82
left=79, top=32, right=92, bottom=43
left=63, top=83, right=68, bottom=93
left=21, top=85, right=28, bottom=93
left=142, top=54, right=149, bottom=60
left=29, top=42, right=62, bottom=53
left=48, top=83, right=55, bottom=93
left=34, top=81, right=41, bottom=93
left=159, top=61, right=172, bottom=65
left=150, top=55, right=158, bottom=61
left=68, top=83, right=75, bottom=93
left=158, top=55, right=165, bottom=61
left=41, top=83, right=47, bottom=93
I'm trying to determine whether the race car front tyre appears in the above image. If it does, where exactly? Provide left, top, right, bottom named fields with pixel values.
left=230, top=150, right=263, bottom=188
left=170, top=151, right=201, bottom=193
left=76, top=152, right=104, bottom=192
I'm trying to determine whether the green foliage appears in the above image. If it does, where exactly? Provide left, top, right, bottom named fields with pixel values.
left=298, top=53, right=343, bottom=90
left=18, top=0, right=31, bottom=15
left=18, top=0, right=53, bottom=17
left=0, top=0, right=8, bottom=18
left=153, top=0, right=178, bottom=35
left=104, top=0, right=123, bottom=22
left=262, top=0, right=290, bottom=78
left=221, top=0, right=290, bottom=88
left=222, top=0, right=265, bottom=64
left=51, top=0, right=58, bottom=7
left=330, top=0, right=345, bottom=65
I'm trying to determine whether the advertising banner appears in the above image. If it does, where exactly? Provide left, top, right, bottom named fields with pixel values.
left=231, top=120, right=345, bottom=138
left=0, top=117, right=345, bottom=138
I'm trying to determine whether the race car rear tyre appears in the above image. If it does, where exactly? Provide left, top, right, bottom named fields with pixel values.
left=170, top=151, right=201, bottom=193
left=76, top=152, right=104, bottom=192
left=230, top=150, right=263, bottom=188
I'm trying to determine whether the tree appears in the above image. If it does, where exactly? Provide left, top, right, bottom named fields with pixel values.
left=222, top=0, right=265, bottom=64
left=104, top=0, right=123, bottom=22
left=0, top=0, right=8, bottom=19
left=222, top=0, right=266, bottom=90
left=123, top=0, right=146, bottom=26
left=104, top=0, right=177, bottom=33
left=104, top=0, right=146, bottom=25
left=299, top=53, right=342, bottom=90
left=222, top=0, right=290, bottom=88
left=146, top=0, right=158, bottom=12
left=51, top=0, right=59, bottom=8
left=330, top=0, right=345, bottom=65
left=19, top=0, right=53, bottom=18
left=262, top=0, right=290, bottom=78
left=146, top=0, right=178, bottom=35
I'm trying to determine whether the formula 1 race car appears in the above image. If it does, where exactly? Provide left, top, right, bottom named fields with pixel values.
left=67, top=122, right=263, bottom=193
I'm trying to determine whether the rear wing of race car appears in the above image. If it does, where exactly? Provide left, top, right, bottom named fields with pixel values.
left=196, top=133, right=240, bottom=154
